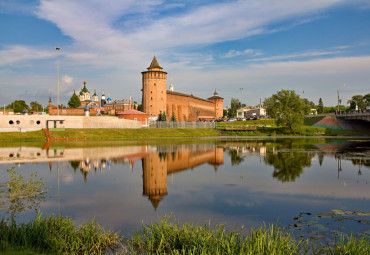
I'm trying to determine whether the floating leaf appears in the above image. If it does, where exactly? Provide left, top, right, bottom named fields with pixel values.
left=357, top=212, right=370, bottom=216
left=344, top=211, right=356, bottom=215
left=332, top=209, right=345, bottom=215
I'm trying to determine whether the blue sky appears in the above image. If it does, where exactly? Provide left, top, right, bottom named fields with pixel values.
left=0, top=0, right=369, bottom=108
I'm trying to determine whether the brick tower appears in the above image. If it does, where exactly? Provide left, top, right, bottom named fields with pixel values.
left=142, top=56, right=167, bottom=117
left=208, top=89, right=224, bottom=119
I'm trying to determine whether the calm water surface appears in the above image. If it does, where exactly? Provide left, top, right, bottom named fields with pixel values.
left=0, top=138, right=369, bottom=240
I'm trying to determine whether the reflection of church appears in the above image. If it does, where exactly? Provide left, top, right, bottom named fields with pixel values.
left=142, top=146, right=224, bottom=210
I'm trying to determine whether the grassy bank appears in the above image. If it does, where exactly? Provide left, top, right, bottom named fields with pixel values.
left=1, top=215, right=368, bottom=254
left=0, top=124, right=366, bottom=142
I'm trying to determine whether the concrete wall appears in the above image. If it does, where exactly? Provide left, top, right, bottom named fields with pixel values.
left=0, top=115, right=142, bottom=132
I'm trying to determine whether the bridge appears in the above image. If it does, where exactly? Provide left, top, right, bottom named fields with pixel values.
left=335, top=111, right=370, bottom=122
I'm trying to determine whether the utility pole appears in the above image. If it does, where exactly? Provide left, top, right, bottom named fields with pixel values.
left=56, top=47, right=61, bottom=117
left=337, top=90, right=340, bottom=113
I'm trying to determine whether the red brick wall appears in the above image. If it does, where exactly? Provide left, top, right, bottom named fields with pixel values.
left=142, top=71, right=167, bottom=117
left=117, top=113, right=149, bottom=125
left=166, top=93, right=216, bottom=121
left=49, top=107, right=103, bottom=115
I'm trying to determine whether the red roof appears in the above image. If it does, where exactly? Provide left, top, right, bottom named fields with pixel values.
left=117, top=109, right=148, bottom=115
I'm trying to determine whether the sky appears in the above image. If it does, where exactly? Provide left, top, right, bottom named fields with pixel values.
left=0, top=0, right=369, bottom=108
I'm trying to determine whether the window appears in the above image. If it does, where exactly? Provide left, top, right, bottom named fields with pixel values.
left=16, top=120, right=20, bottom=124
left=9, top=120, right=14, bottom=125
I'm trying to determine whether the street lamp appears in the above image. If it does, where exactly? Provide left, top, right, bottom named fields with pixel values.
left=56, top=47, right=61, bottom=117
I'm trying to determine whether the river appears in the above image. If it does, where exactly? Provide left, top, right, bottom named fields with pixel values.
left=0, top=137, right=369, bottom=241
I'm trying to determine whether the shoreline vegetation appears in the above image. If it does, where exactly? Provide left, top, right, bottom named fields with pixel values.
left=0, top=120, right=367, bottom=141
left=0, top=214, right=368, bottom=254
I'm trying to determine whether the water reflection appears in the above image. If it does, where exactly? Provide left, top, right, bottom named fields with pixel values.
left=0, top=138, right=369, bottom=239
left=142, top=145, right=224, bottom=209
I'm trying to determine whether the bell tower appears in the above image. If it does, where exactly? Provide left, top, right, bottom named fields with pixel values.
left=142, top=56, right=167, bottom=117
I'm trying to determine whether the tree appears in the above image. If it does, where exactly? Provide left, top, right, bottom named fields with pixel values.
left=68, top=92, right=81, bottom=108
left=263, top=90, right=305, bottom=132
left=157, top=111, right=167, bottom=121
left=170, top=111, right=177, bottom=122
left=364, top=93, right=370, bottom=105
left=317, top=98, right=324, bottom=114
left=30, top=101, right=43, bottom=112
left=6, top=100, right=29, bottom=113
left=349, top=95, right=366, bottom=111
left=227, top=98, right=240, bottom=117
left=301, top=98, right=315, bottom=115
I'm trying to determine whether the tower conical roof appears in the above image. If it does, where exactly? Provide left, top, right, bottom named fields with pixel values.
left=148, top=56, right=162, bottom=69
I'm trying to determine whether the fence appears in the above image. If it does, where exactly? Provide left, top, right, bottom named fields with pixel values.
left=151, top=121, right=216, bottom=129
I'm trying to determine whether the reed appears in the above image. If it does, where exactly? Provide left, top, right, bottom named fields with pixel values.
left=126, top=217, right=304, bottom=255
left=1, top=214, right=368, bottom=254
left=126, top=217, right=369, bottom=255
left=0, top=213, right=122, bottom=254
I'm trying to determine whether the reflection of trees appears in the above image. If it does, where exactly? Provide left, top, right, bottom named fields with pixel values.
left=318, top=152, right=324, bottom=166
left=159, top=152, right=168, bottom=161
left=69, top=160, right=80, bottom=173
left=228, top=149, right=244, bottom=166
left=265, top=151, right=314, bottom=183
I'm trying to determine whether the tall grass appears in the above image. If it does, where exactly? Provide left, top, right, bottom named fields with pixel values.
left=126, top=217, right=305, bottom=255
left=0, top=213, right=122, bottom=254
left=1, top=214, right=368, bottom=254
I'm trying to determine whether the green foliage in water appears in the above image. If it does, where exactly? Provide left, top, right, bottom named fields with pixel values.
left=1, top=167, right=46, bottom=220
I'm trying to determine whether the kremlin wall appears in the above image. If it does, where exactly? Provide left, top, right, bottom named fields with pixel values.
left=142, top=56, right=223, bottom=121
left=0, top=56, right=223, bottom=131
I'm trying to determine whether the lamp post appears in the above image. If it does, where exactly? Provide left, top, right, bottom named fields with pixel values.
left=56, top=47, right=61, bottom=117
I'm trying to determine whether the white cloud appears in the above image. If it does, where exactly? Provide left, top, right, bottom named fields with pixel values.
left=169, top=56, right=370, bottom=106
left=247, top=49, right=344, bottom=62
left=35, top=0, right=345, bottom=59
left=62, top=75, right=73, bottom=85
left=0, top=45, right=54, bottom=66
left=222, top=49, right=262, bottom=58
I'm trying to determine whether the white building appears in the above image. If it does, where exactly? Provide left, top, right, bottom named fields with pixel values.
left=237, top=107, right=266, bottom=118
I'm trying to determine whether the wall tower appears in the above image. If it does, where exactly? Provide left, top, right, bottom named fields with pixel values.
left=142, top=56, right=167, bottom=117
left=208, top=89, right=224, bottom=119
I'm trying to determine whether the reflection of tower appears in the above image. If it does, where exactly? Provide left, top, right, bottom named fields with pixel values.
left=142, top=151, right=168, bottom=210
left=208, top=147, right=224, bottom=171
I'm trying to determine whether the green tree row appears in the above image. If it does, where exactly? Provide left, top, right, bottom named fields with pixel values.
left=5, top=100, right=44, bottom=113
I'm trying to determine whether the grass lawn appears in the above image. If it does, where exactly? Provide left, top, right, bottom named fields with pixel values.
left=0, top=116, right=366, bottom=142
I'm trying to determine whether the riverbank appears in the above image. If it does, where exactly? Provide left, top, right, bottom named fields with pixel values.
left=0, top=125, right=366, bottom=141
left=1, top=214, right=368, bottom=254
